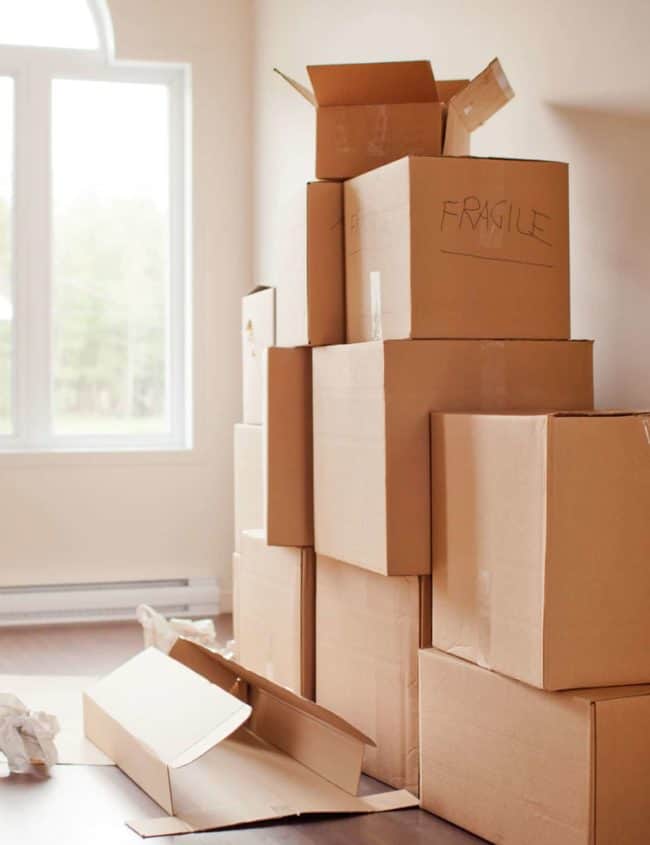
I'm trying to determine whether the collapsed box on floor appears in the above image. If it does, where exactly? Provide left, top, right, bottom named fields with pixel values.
left=263, top=346, right=313, bottom=546
left=431, top=410, right=650, bottom=690
left=316, top=555, right=431, bottom=793
left=233, top=424, right=263, bottom=552
left=419, top=648, right=650, bottom=845
left=313, top=339, right=594, bottom=576
left=276, top=58, right=512, bottom=180
left=234, top=529, right=315, bottom=698
left=274, top=181, right=344, bottom=347
left=345, top=155, right=569, bottom=342
left=83, top=642, right=418, bottom=837
left=242, top=286, right=275, bottom=425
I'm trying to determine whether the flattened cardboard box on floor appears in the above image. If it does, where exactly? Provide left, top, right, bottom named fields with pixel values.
left=242, top=286, right=275, bottom=425
left=313, top=339, right=594, bottom=576
left=83, top=642, right=417, bottom=836
left=419, top=648, right=650, bottom=845
left=431, top=411, right=650, bottom=690
left=346, top=155, right=570, bottom=342
left=234, top=529, right=315, bottom=698
left=263, top=346, right=313, bottom=546
left=274, top=181, right=344, bottom=347
left=276, top=58, right=512, bottom=179
left=316, top=555, right=431, bottom=793
left=233, top=424, right=263, bottom=552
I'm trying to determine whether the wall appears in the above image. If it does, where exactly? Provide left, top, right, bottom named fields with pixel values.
left=0, top=0, right=252, bottom=600
left=253, top=0, right=650, bottom=408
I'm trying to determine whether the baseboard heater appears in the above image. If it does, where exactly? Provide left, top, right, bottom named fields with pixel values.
left=0, top=577, right=225, bottom=626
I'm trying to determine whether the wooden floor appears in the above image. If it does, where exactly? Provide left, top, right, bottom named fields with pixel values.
left=0, top=620, right=486, bottom=845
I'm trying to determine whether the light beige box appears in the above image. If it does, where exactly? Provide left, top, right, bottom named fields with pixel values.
left=431, top=410, right=650, bottom=690
left=345, top=155, right=570, bottom=342
left=242, top=286, right=275, bottom=425
left=274, top=181, right=344, bottom=347
left=263, top=346, right=313, bottom=547
left=313, top=339, right=594, bottom=576
left=233, top=424, right=263, bottom=553
left=83, top=643, right=417, bottom=837
left=276, top=58, right=512, bottom=180
left=419, top=648, right=650, bottom=845
left=316, top=555, right=431, bottom=793
left=235, top=529, right=315, bottom=699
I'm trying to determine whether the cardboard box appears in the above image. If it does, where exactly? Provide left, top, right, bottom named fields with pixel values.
left=276, top=58, right=513, bottom=180
left=316, top=555, right=431, bottom=793
left=242, top=286, right=275, bottom=425
left=431, top=411, right=650, bottom=690
left=345, top=155, right=570, bottom=342
left=274, top=181, right=345, bottom=347
left=419, top=648, right=650, bottom=845
left=263, top=346, right=313, bottom=546
left=83, top=642, right=418, bottom=836
left=235, top=529, right=315, bottom=698
left=313, top=339, right=594, bottom=576
left=233, top=424, right=263, bottom=552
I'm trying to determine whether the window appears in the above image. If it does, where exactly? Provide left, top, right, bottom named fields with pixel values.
left=0, top=0, right=190, bottom=451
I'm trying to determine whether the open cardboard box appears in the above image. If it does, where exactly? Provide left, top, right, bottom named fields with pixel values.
left=83, top=640, right=417, bottom=837
left=275, top=58, right=513, bottom=179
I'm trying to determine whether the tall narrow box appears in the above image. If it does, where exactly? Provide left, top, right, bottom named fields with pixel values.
left=431, top=411, right=650, bottom=689
left=234, top=529, right=315, bottom=699
left=242, top=286, right=275, bottom=425
left=274, top=181, right=345, bottom=347
left=345, top=156, right=570, bottom=342
left=233, top=423, right=263, bottom=552
left=316, top=555, right=431, bottom=792
left=419, top=648, right=650, bottom=845
left=313, top=339, right=594, bottom=576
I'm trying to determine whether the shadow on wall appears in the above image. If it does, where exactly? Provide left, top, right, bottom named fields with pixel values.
left=546, top=104, right=650, bottom=407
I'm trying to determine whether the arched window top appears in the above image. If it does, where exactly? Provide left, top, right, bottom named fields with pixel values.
left=0, top=0, right=109, bottom=51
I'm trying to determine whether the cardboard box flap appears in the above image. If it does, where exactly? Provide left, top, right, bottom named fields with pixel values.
left=170, top=638, right=375, bottom=747
left=307, top=60, right=439, bottom=106
left=436, top=79, right=470, bottom=102
left=85, top=648, right=252, bottom=768
left=273, top=68, right=316, bottom=106
left=550, top=409, right=650, bottom=418
left=447, top=58, right=513, bottom=132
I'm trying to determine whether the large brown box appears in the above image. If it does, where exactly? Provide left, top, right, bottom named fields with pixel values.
left=316, top=555, right=431, bottom=793
left=274, top=182, right=345, bottom=347
left=419, top=648, right=650, bottom=845
left=345, top=155, right=570, bottom=342
left=263, top=346, right=313, bottom=547
left=431, top=411, right=650, bottom=689
left=313, top=339, right=594, bottom=576
left=276, top=59, right=512, bottom=180
left=234, top=529, right=315, bottom=699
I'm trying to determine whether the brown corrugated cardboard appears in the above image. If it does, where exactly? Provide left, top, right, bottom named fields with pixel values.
left=275, top=182, right=345, bottom=347
left=431, top=411, right=650, bottom=689
left=313, top=339, right=594, bottom=576
left=235, top=529, right=315, bottom=698
left=84, top=643, right=418, bottom=836
left=345, top=156, right=570, bottom=342
left=263, top=346, right=313, bottom=546
left=242, top=286, right=275, bottom=425
left=316, top=555, right=431, bottom=793
left=419, top=648, right=650, bottom=845
left=275, top=58, right=512, bottom=180
left=233, top=424, right=263, bottom=552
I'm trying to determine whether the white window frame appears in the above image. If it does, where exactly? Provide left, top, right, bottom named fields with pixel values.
left=0, top=2, right=192, bottom=453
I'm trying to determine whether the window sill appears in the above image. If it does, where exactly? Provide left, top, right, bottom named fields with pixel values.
left=0, top=444, right=199, bottom=468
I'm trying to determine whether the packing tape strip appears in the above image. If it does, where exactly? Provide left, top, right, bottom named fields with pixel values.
left=369, top=271, right=383, bottom=341
left=642, top=416, right=650, bottom=446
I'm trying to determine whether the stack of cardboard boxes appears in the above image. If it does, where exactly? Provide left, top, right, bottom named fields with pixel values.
left=233, top=56, right=650, bottom=841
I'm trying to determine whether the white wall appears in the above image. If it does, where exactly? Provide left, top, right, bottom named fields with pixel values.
left=253, top=0, right=650, bottom=408
left=0, top=0, right=252, bottom=598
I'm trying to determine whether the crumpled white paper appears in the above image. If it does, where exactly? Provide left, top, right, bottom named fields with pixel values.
left=0, top=694, right=59, bottom=774
left=136, top=604, right=235, bottom=658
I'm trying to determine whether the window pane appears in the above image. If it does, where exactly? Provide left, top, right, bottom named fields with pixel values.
left=0, top=0, right=99, bottom=49
left=0, top=77, right=13, bottom=435
left=52, top=80, right=170, bottom=436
